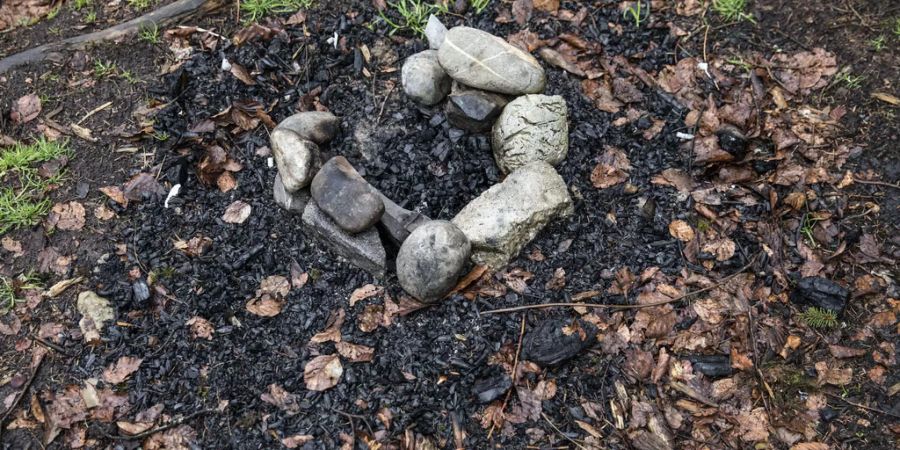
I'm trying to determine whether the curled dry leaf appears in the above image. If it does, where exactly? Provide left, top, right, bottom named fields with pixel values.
left=702, top=238, right=736, bottom=261
left=246, top=297, right=283, bottom=317
left=590, top=146, right=631, bottom=189
left=260, top=383, right=300, bottom=414
left=99, top=186, right=128, bottom=206
left=222, top=200, right=251, bottom=224
left=310, top=309, right=345, bottom=343
left=668, top=220, right=695, bottom=242
left=336, top=341, right=375, bottom=362
left=814, top=361, right=852, bottom=386
left=102, top=356, right=143, bottom=384
left=349, top=284, right=382, bottom=306
left=303, top=354, right=343, bottom=391
left=173, top=236, right=213, bottom=257
left=229, top=63, right=256, bottom=85
left=282, top=435, right=314, bottom=448
left=185, top=317, right=214, bottom=340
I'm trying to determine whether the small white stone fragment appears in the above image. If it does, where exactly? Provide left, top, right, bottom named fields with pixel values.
left=164, top=184, right=181, bottom=208
left=221, top=58, right=232, bottom=72
left=676, top=132, right=695, bottom=140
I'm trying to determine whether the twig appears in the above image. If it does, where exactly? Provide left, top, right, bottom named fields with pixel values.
left=31, top=335, right=72, bottom=356
left=108, top=407, right=221, bottom=440
left=541, top=412, right=587, bottom=450
left=853, top=177, right=900, bottom=190
left=77, top=101, right=113, bottom=125
left=375, top=82, right=396, bottom=125
left=0, top=352, right=45, bottom=441
left=489, top=315, right=526, bottom=439
left=825, top=393, right=900, bottom=420
left=332, top=408, right=374, bottom=436
left=482, top=254, right=759, bottom=315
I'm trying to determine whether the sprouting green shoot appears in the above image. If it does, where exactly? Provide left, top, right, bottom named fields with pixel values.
left=379, top=0, right=436, bottom=37
left=0, top=273, right=42, bottom=314
left=138, top=22, right=160, bottom=44
left=240, top=0, right=313, bottom=23
left=470, top=0, right=491, bottom=14
left=869, top=35, right=886, bottom=51
left=622, top=1, right=647, bottom=28
left=713, top=0, right=755, bottom=23
left=799, top=307, right=838, bottom=329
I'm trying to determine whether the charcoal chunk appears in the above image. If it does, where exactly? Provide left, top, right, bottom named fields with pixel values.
left=523, top=318, right=597, bottom=367
left=471, top=371, right=511, bottom=403
left=686, top=355, right=733, bottom=378
left=790, top=277, right=849, bottom=315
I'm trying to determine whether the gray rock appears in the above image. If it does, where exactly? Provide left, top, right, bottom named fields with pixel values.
left=437, top=26, right=545, bottom=95
left=270, top=130, right=321, bottom=192
left=379, top=194, right=430, bottom=246
left=276, top=111, right=340, bottom=145
left=401, top=50, right=451, bottom=106
left=424, top=14, right=448, bottom=49
left=273, top=173, right=311, bottom=213
left=310, top=156, right=385, bottom=234
left=446, top=84, right=508, bottom=132
left=451, top=162, right=573, bottom=268
left=492, top=94, right=568, bottom=173
left=397, top=220, right=471, bottom=303
left=302, top=201, right=386, bottom=277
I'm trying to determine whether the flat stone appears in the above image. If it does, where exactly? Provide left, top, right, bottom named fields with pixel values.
left=397, top=220, right=471, bottom=303
left=270, top=131, right=321, bottom=192
left=77, top=291, right=115, bottom=344
left=276, top=111, right=340, bottom=145
left=310, top=156, right=385, bottom=234
left=523, top=318, right=598, bottom=366
left=424, top=14, right=448, bottom=49
left=492, top=94, right=568, bottom=174
left=301, top=201, right=386, bottom=277
left=401, top=50, right=451, bottom=106
left=446, top=84, right=508, bottom=132
left=452, top=161, right=573, bottom=268
left=273, top=173, right=311, bottom=214
left=379, top=194, right=430, bottom=246
left=437, top=26, right=545, bottom=95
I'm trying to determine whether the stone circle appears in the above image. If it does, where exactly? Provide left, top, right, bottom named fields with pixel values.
left=271, top=21, right=573, bottom=303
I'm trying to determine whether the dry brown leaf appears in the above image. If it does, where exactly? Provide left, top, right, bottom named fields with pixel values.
left=730, top=348, right=754, bottom=370
left=217, top=172, right=237, bottom=192
left=591, top=146, right=631, bottom=189
left=282, top=435, right=314, bottom=448
left=229, top=63, right=256, bottom=85
left=173, top=236, right=213, bottom=257
left=871, top=92, right=900, bottom=106
left=246, top=297, right=283, bottom=317
left=790, top=443, right=829, bottom=450
left=668, top=220, right=695, bottom=242
left=94, top=205, right=115, bottom=221
left=10, top=94, right=41, bottom=124
left=123, top=173, right=166, bottom=201
left=349, top=284, right=382, bottom=306
left=185, top=317, right=214, bottom=340
left=358, top=304, right=385, bottom=332
left=303, top=354, right=343, bottom=391
left=116, top=420, right=155, bottom=435
left=47, top=202, right=86, bottom=231
left=2, top=236, right=23, bottom=257
left=533, top=0, right=559, bottom=12
left=260, top=384, right=300, bottom=414
left=815, top=361, right=852, bottom=386
left=828, top=345, right=866, bottom=359
left=336, top=341, right=375, bottom=362
left=702, top=238, right=736, bottom=261
left=99, top=186, right=128, bottom=206
left=102, top=356, right=143, bottom=384
left=143, top=424, right=197, bottom=449
left=533, top=379, right=557, bottom=400
left=310, top=309, right=345, bottom=344
left=222, top=200, right=251, bottom=224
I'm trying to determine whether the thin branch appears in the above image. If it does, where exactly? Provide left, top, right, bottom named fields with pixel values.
left=853, top=177, right=900, bottom=190
left=482, top=253, right=759, bottom=315
left=0, top=353, right=45, bottom=441
left=108, top=407, right=221, bottom=440
left=825, top=393, right=900, bottom=420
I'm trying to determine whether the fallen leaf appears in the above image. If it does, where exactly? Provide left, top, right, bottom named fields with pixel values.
left=790, top=443, right=829, bottom=450
left=545, top=268, right=566, bottom=290
left=358, top=304, right=385, bottom=332
left=185, top=317, right=214, bottom=340
left=94, top=205, right=115, bottom=220
left=47, top=202, right=86, bottom=231
left=2, top=236, right=23, bottom=257
left=143, top=424, right=197, bottom=449
left=229, top=63, right=256, bottom=85
left=282, top=435, right=314, bottom=448
left=591, top=146, right=631, bottom=188
left=336, top=341, right=375, bottom=362
left=533, top=0, right=559, bottom=12
left=10, top=94, right=41, bottom=123
left=173, top=236, right=212, bottom=257
left=349, top=284, right=382, bottom=306
left=245, top=296, right=283, bottom=317
left=123, top=173, right=166, bottom=201
left=815, top=361, right=852, bottom=386
left=99, top=186, right=128, bottom=206
left=116, top=420, right=154, bottom=435
left=702, top=238, right=736, bottom=261
left=102, top=356, right=143, bottom=384
left=303, top=354, right=343, bottom=391
left=260, top=384, right=300, bottom=414
left=828, top=345, right=867, bottom=359
left=310, top=309, right=345, bottom=343
left=668, top=220, right=695, bottom=242
left=222, top=200, right=251, bottom=224
left=871, top=92, right=900, bottom=106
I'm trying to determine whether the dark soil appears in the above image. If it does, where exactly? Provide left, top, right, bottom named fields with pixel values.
left=2, top=1, right=898, bottom=449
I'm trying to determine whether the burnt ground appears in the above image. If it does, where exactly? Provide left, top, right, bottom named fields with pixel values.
left=1, top=1, right=899, bottom=449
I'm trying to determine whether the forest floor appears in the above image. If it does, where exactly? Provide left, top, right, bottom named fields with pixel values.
left=1, top=1, right=898, bottom=449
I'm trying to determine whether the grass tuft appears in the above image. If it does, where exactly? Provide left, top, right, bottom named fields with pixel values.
left=712, top=0, right=754, bottom=23
left=240, top=0, right=313, bottom=23
left=0, top=138, right=71, bottom=235
left=622, top=1, right=648, bottom=28
left=139, top=22, right=160, bottom=44
left=0, top=273, right=41, bottom=314
left=379, top=0, right=435, bottom=37
left=127, top=0, right=155, bottom=10
left=470, top=0, right=491, bottom=14
left=799, top=307, right=838, bottom=329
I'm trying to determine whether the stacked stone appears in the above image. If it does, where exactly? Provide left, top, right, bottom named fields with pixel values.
left=398, top=18, right=573, bottom=297
left=271, top=21, right=574, bottom=305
